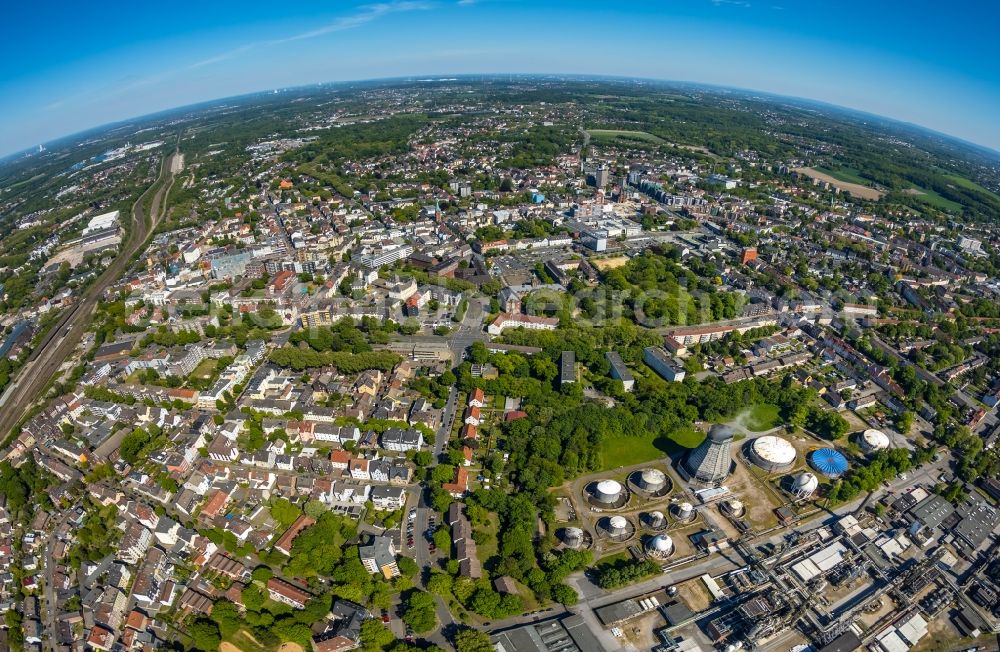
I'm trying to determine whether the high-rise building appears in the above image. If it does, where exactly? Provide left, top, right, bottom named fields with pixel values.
left=595, top=164, right=610, bottom=188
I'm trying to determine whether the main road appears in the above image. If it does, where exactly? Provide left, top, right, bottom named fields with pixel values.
left=0, top=148, right=181, bottom=443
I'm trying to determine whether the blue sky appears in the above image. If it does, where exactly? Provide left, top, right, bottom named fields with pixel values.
left=2, top=0, right=999, bottom=156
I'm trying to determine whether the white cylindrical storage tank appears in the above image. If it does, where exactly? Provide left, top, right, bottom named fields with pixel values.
left=637, top=468, right=666, bottom=493
left=674, top=502, right=695, bottom=521
left=749, top=435, right=797, bottom=472
left=646, top=533, right=674, bottom=558
left=722, top=499, right=745, bottom=517
left=608, top=515, right=628, bottom=536
left=646, top=511, right=666, bottom=529
left=563, top=527, right=584, bottom=548
left=791, top=472, right=819, bottom=498
left=594, top=479, right=623, bottom=504
left=860, top=429, right=890, bottom=453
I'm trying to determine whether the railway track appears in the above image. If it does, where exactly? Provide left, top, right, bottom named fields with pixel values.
left=0, top=148, right=180, bottom=442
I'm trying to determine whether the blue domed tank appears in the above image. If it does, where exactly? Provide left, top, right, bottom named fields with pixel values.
left=809, top=448, right=849, bottom=478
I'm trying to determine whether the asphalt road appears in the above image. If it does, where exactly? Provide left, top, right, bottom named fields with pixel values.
left=0, top=149, right=180, bottom=442
left=434, top=386, right=458, bottom=461
left=447, top=296, right=487, bottom=360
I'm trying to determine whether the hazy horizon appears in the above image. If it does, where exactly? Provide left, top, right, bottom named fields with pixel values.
left=2, top=0, right=999, bottom=158
left=4, top=73, right=1000, bottom=164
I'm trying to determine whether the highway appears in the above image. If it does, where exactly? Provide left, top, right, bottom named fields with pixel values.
left=0, top=148, right=181, bottom=444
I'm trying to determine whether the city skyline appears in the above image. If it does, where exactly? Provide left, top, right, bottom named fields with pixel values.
left=2, top=0, right=999, bottom=157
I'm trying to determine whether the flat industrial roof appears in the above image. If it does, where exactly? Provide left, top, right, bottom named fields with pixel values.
left=909, top=494, right=954, bottom=530
left=491, top=615, right=603, bottom=652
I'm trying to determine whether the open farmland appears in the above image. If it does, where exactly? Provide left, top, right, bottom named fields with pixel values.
left=794, top=167, right=885, bottom=200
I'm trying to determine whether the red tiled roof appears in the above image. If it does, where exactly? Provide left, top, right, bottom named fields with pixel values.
left=274, top=514, right=316, bottom=555
left=201, top=489, right=229, bottom=518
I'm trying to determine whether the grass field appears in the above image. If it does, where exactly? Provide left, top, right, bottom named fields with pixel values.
left=793, top=167, right=884, bottom=200
left=594, top=551, right=630, bottom=569
left=815, top=166, right=869, bottom=185
left=906, top=186, right=963, bottom=212
left=190, top=358, right=218, bottom=379
left=592, top=256, right=630, bottom=270
left=222, top=629, right=277, bottom=652
left=744, top=404, right=781, bottom=432
left=587, top=129, right=664, bottom=144
left=943, top=174, right=1000, bottom=200
left=671, top=426, right=707, bottom=448
left=598, top=426, right=705, bottom=469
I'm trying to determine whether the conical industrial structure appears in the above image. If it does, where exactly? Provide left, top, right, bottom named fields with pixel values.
left=684, top=425, right=734, bottom=484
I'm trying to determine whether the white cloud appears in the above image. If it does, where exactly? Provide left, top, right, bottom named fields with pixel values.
left=275, top=2, right=433, bottom=44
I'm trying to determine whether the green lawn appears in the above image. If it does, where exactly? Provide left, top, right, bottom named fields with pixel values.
left=598, top=426, right=705, bottom=470
left=474, top=512, right=499, bottom=566
left=745, top=404, right=781, bottom=432
left=599, top=434, right=662, bottom=469
left=190, top=358, right=218, bottom=379
left=594, top=551, right=630, bottom=569
left=670, top=426, right=707, bottom=448
left=815, top=166, right=869, bottom=185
